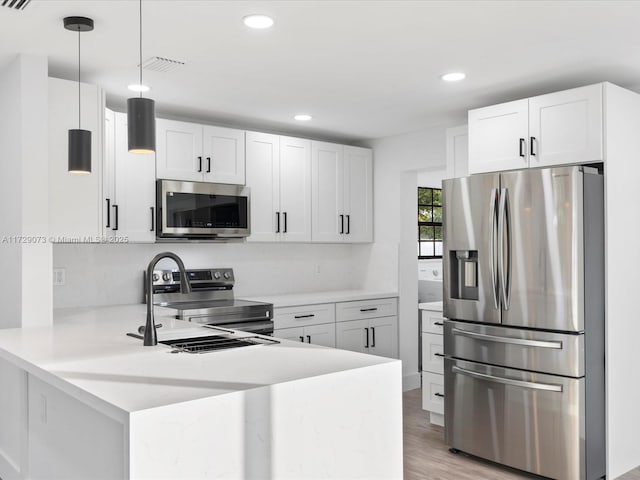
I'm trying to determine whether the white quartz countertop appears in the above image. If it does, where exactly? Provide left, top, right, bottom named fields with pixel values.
left=0, top=304, right=397, bottom=416
left=418, top=301, right=443, bottom=311
left=243, top=290, right=398, bottom=308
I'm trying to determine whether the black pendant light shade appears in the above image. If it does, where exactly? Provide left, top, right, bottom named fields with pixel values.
left=64, top=16, right=94, bottom=174
left=127, top=97, right=156, bottom=153
left=68, top=129, right=92, bottom=174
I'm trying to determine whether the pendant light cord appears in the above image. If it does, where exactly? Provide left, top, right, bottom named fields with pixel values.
left=139, top=0, right=143, bottom=98
left=78, top=28, right=81, bottom=128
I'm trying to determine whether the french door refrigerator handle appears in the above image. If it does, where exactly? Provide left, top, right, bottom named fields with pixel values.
left=451, top=328, right=563, bottom=349
left=452, top=365, right=563, bottom=392
left=498, top=188, right=511, bottom=310
left=505, top=188, right=512, bottom=309
left=489, top=188, right=499, bottom=309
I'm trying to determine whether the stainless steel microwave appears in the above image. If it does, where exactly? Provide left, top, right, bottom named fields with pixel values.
left=156, top=180, right=250, bottom=239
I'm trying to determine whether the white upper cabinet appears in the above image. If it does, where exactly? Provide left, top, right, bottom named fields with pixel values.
left=312, top=142, right=373, bottom=243
left=48, top=77, right=104, bottom=241
left=109, top=112, right=156, bottom=242
left=469, top=83, right=604, bottom=174
left=156, top=119, right=245, bottom=184
left=468, top=99, right=529, bottom=174
left=446, top=124, right=469, bottom=178
left=245, top=132, right=311, bottom=242
left=528, top=84, right=603, bottom=168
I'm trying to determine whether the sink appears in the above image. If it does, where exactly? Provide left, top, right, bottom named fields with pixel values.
left=160, top=334, right=278, bottom=354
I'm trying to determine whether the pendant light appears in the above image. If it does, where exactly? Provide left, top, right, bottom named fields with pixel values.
left=64, top=16, right=94, bottom=174
left=127, top=0, right=156, bottom=154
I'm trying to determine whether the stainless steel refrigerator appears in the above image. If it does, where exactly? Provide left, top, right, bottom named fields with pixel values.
left=442, top=165, right=605, bottom=480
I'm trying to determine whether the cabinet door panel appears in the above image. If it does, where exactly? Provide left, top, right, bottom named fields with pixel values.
left=202, top=126, right=245, bottom=184
left=421, top=372, right=444, bottom=415
left=369, top=316, right=398, bottom=359
left=421, top=309, right=444, bottom=335
left=245, top=132, right=279, bottom=242
left=274, top=326, right=305, bottom=343
left=113, top=113, right=156, bottom=242
left=529, top=84, right=603, bottom=168
left=103, top=109, right=116, bottom=237
left=48, top=78, right=103, bottom=240
left=468, top=99, right=529, bottom=174
left=280, top=137, right=311, bottom=242
left=156, top=119, right=202, bottom=181
left=312, top=141, right=343, bottom=242
left=343, top=146, right=373, bottom=243
left=305, top=323, right=336, bottom=348
left=421, top=332, right=444, bottom=374
left=335, top=319, right=368, bottom=353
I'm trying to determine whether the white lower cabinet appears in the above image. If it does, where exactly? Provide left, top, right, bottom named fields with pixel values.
left=274, top=323, right=336, bottom=348
left=420, top=306, right=445, bottom=426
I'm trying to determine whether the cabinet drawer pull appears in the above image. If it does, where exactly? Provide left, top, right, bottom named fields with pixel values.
left=434, top=321, right=444, bottom=326
left=206, top=156, right=211, bottom=173
left=434, top=353, right=444, bottom=357
left=530, top=136, right=536, bottom=156
left=359, top=307, right=378, bottom=312
left=365, top=327, right=370, bottom=348
left=197, top=156, right=203, bottom=172
left=105, top=198, right=111, bottom=228
left=299, top=336, right=304, bottom=342
left=434, top=392, right=445, bottom=398
left=294, top=314, right=315, bottom=319
left=519, top=138, right=526, bottom=158
left=150, top=207, right=155, bottom=232
left=306, top=335, right=311, bottom=343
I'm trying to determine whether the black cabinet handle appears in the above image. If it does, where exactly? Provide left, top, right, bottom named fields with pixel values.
left=360, top=307, right=378, bottom=312
left=283, top=212, right=287, bottom=233
left=150, top=207, right=155, bottom=232
left=371, top=327, right=376, bottom=347
left=519, top=138, right=526, bottom=158
left=434, top=353, right=444, bottom=357
left=206, top=156, right=211, bottom=173
left=112, top=204, right=119, bottom=231
left=105, top=198, right=111, bottom=228
left=346, top=214, right=350, bottom=234
left=276, top=212, right=280, bottom=233
left=340, top=214, right=344, bottom=234
left=294, top=314, right=315, bottom=319
left=306, top=335, right=311, bottom=343
left=434, top=393, right=445, bottom=398
left=299, top=336, right=304, bottom=342
left=530, top=136, right=536, bottom=156
left=197, top=156, right=202, bottom=172
left=364, top=327, right=370, bottom=348
left=434, top=322, right=444, bottom=326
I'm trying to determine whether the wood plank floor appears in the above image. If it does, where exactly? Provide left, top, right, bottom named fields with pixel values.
left=402, top=388, right=640, bottom=480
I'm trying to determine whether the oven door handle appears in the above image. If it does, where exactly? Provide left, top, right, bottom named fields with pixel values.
left=451, top=328, right=562, bottom=349
left=452, top=365, right=563, bottom=392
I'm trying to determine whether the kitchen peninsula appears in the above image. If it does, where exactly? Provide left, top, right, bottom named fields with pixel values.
left=0, top=305, right=402, bottom=479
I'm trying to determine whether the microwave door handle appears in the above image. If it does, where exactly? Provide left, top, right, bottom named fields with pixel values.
left=489, top=188, right=499, bottom=309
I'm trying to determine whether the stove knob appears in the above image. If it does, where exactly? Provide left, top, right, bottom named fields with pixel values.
left=152, top=273, right=159, bottom=282
left=213, top=271, right=221, bottom=280
left=162, top=273, right=171, bottom=281
left=223, top=272, right=231, bottom=280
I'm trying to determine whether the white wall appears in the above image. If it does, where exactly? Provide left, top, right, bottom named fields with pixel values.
left=361, top=126, right=449, bottom=390
left=0, top=54, right=52, bottom=329
left=53, top=243, right=367, bottom=308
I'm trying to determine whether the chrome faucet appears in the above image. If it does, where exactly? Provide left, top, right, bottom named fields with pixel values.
left=143, top=252, right=191, bottom=346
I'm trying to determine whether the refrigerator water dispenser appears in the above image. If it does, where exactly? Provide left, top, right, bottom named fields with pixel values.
left=449, top=251, right=478, bottom=300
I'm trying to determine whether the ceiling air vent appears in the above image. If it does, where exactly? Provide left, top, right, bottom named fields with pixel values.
left=141, top=56, right=185, bottom=73
left=1, top=0, right=31, bottom=10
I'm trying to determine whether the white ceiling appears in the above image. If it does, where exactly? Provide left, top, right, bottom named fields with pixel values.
left=2, top=0, right=640, bottom=143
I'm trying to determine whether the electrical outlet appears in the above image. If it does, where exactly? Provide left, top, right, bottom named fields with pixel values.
left=53, top=268, right=66, bottom=286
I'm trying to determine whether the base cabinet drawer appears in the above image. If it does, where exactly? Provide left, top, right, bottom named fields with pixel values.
left=274, top=303, right=335, bottom=329
left=421, top=310, right=444, bottom=335
left=336, top=298, right=397, bottom=322
left=422, top=372, right=444, bottom=415
left=421, top=333, right=444, bottom=374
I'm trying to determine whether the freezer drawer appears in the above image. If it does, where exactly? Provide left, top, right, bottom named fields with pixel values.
left=444, top=319, right=584, bottom=377
left=444, top=358, right=590, bottom=480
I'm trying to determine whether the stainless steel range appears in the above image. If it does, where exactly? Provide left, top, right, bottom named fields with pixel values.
left=145, top=268, right=274, bottom=335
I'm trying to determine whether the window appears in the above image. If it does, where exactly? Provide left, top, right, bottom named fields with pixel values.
left=418, top=187, right=442, bottom=259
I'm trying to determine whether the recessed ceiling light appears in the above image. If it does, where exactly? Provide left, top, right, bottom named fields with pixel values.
left=294, top=114, right=312, bottom=121
left=128, top=84, right=150, bottom=93
left=243, top=14, right=274, bottom=29
left=441, top=72, right=466, bottom=82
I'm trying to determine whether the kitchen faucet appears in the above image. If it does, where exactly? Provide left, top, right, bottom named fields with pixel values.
left=143, top=252, right=191, bottom=346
